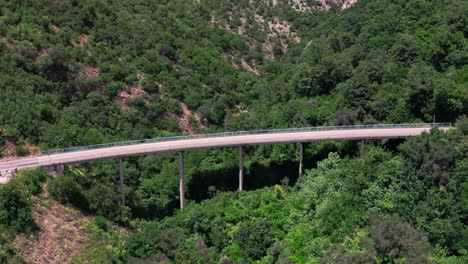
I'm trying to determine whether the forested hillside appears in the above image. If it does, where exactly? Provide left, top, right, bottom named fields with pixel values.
left=118, top=126, right=467, bottom=263
left=0, top=0, right=467, bottom=263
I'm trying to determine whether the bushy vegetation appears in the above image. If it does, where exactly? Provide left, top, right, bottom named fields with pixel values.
left=26, top=0, right=464, bottom=228
left=103, top=126, right=465, bottom=263
left=0, top=168, right=48, bottom=233
left=1, top=0, right=465, bottom=147
left=0, top=184, right=32, bottom=234
left=0, top=0, right=466, bottom=263
left=0, top=169, right=50, bottom=262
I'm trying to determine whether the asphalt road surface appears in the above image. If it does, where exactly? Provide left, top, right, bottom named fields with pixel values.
left=0, top=126, right=450, bottom=176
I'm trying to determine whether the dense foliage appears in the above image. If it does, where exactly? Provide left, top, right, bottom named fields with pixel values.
left=1, top=0, right=466, bottom=146
left=106, top=126, right=466, bottom=263
left=0, top=169, right=48, bottom=234
left=0, top=0, right=466, bottom=263
left=2, top=0, right=464, bottom=223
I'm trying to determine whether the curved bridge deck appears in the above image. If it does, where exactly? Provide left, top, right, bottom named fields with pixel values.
left=0, top=123, right=450, bottom=173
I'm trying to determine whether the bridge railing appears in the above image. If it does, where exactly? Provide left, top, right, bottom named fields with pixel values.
left=41, top=123, right=451, bottom=155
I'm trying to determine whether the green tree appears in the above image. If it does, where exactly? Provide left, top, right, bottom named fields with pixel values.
left=0, top=184, right=32, bottom=233
left=391, top=35, right=421, bottom=67
left=234, top=219, right=274, bottom=260
left=48, top=175, right=88, bottom=210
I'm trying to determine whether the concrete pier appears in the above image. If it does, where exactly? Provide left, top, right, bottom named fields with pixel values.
left=239, top=146, right=244, bottom=191
left=119, top=158, right=125, bottom=206
left=299, top=143, right=303, bottom=175
left=44, top=164, right=64, bottom=175
left=179, top=151, right=185, bottom=209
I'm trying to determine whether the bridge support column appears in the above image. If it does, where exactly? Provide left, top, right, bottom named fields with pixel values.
left=360, top=139, right=365, bottom=151
left=179, top=151, right=185, bottom=209
left=299, top=143, right=304, bottom=175
left=239, top=146, right=244, bottom=191
left=44, top=164, right=64, bottom=175
left=56, top=164, right=64, bottom=175
left=119, top=158, right=125, bottom=206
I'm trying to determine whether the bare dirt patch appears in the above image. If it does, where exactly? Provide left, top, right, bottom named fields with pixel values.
left=289, top=0, right=330, bottom=11
left=263, top=42, right=276, bottom=59
left=178, top=102, right=206, bottom=134
left=241, top=58, right=260, bottom=75
left=115, top=73, right=148, bottom=111
left=13, top=190, right=92, bottom=264
left=115, top=86, right=147, bottom=111
left=231, top=60, right=240, bottom=68
left=288, top=0, right=357, bottom=12
left=159, top=101, right=206, bottom=134
left=209, top=1, right=303, bottom=66
left=0, top=138, right=39, bottom=163
left=268, top=21, right=301, bottom=43
left=1, top=37, right=16, bottom=49
left=37, top=48, right=50, bottom=58
left=24, top=141, right=41, bottom=156
left=76, top=63, right=100, bottom=79
left=1, top=137, right=17, bottom=158
left=71, top=34, right=93, bottom=55
left=210, top=15, right=216, bottom=27
left=72, top=34, right=89, bottom=47
left=342, top=0, right=358, bottom=9
left=51, top=25, right=60, bottom=32
left=232, top=105, right=249, bottom=116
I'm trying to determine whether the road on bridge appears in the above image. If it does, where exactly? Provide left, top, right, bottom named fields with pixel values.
left=0, top=126, right=449, bottom=175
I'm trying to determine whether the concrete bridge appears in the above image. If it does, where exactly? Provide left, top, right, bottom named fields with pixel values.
left=0, top=123, right=451, bottom=208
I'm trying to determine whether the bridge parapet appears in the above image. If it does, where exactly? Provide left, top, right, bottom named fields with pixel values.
left=41, top=123, right=450, bottom=155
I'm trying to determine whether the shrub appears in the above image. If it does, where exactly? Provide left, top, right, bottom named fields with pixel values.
left=11, top=168, right=49, bottom=195
left=94, top=216, right=108, bottom=231
left=234, top=219, right=273, bottom=260
left=125, top=73, right=138, bottom=85
left=112, top=206, right=132, bottom=226
left=0, top=184, right=32, bottom=233
left=104, top=81, right=125, bottom=98
left=109, top=64, right=129, bottom=81
left=125, top=227, right=184, bottom=260
left=14, top=145, right=28, bottom=156
left=370, top=216, right=431, bottom=263
left=456, top=115, right=468, bottom=135
left=47, top=176, right=88, bottom=210
left=86, top=183, right=120, bottom=219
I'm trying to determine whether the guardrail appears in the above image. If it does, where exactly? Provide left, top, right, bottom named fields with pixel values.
left=41, top=123, right=451, bottom=155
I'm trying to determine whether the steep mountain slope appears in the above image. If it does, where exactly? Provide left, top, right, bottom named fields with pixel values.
left=0, top=169, right=127, bottom=263
left=0, top=0, right=309, bottom=151
left=1, top=0, right=465, bottom=154
left=2, top=125, right=466, bottom=263
left=0, top=0, right=467, bottom=262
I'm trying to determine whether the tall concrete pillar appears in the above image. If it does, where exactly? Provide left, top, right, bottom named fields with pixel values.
left=299, top=143, right=304, bottom=175
left=179, top=151, right=185, bottom=209
left=360, top=139, right=365, bottom=151
left=119, top=158, right=125, bottom=206
left=239, top=146, right=244, bottom=191
left=56, top=164, right=64, bottom=175
left=45, top=164, right=64, bottom=176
